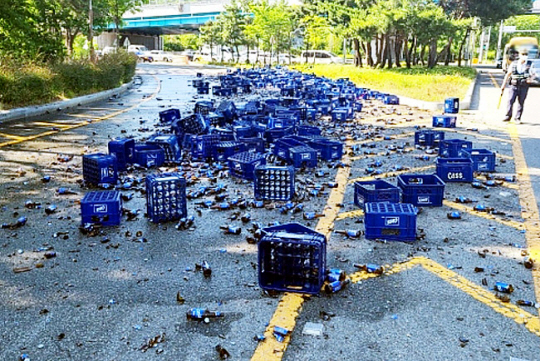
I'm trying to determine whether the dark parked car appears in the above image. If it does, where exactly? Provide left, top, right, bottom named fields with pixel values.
left=496, top=57, right=503, bottom=69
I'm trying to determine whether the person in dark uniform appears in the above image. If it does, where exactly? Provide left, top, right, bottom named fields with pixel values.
left=501, top=49, right=532, bottom=124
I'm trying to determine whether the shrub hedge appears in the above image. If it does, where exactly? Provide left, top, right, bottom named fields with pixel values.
left=0, top=51, right=137, bottom=109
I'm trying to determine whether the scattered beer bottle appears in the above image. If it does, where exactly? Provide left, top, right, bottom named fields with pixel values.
left=201, top=260, right=212, bottom=277
left=524, top=257, right=534, bottom=269
left=354, top=263, right=384, bottom=275
left=324, top=279, right=350, bottom=294
left=220, top=225, right=242, bottom=235
left=516, top=300, right=536, bottom=307
left=327, top=268, right=347, bottom=282
left=335, top=229, right=362, bottom=238
left=447, top=211, right=461, bottom=220
left=241, top=213, right=251, bottom=223
left=186, top=308, right=223, bottom=321
left=494, top=282, right=514, bottom=294
left=303, top=212, right=324, bottom=220
left=454, top=196, right=473, bottom=204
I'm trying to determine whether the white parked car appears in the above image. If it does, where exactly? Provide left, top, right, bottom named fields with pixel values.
left=149, top=50, right=173, bottom=62
left=277, top=53, right=301, bottom=64
left=300, top=50, right=345, bottom=64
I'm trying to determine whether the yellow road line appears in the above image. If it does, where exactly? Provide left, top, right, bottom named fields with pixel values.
left=506, top=123, right=540, bottom=304
left=348, top=165, right=435, bottom=184
left=335, top=209, right=364, bottom=221
left=251, top=152, right=352, bottom=361
left=0, top=76, right=161, bottom=149
left=350, top=256, right=540, bottom=337
left=31, top=121, right=74, bottom=128
left=443, top=200, right=524, bottom=230
left=0, top=132, right=25, bottom=140
left=488, top=72, right=501, bottom=88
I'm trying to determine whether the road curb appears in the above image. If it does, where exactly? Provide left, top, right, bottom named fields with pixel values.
left=398, top=69, right=479, bottom=112
left=0, top=80, right=135, bottom=123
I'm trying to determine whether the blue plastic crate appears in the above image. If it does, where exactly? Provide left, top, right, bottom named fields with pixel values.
left=436, top=157, right=474, bottom=183
left=264, top=126, right=294, bottom=143
left=462, top=149, right=496, bottom=172
left=254, top=165, right=295, bottom=201
left=307, top=139, right=343, bottom=161
left=234, top=124, right=256, bottom=139
left=191, top=134, right=220, bottom=160
left=383, top=95, right=400, bottom=105
left=134, top=144, right=165, bottom=168
left=216, top=100, right=237, bottom=122
left=289, top=146, right=318, bottom=168
left=81, top=191, right=122, bottom=226
left=364, top=202, right=417, bottom=242
left=213, top=141, right=246, bottom=161
left=274, top=138, right=307, bottom=161
left=146, top=173, right=187, bottom=223
left=297, top=125, right=322, bottom=137
left=433, top=115, right=457, bottom=128
left=147, top=134, right=181, bottom=162
left=197, top=86, right=210, bottom=94
left=354, top=102, right=363, bottom=112
left=444, top=98, right=459, bottom=114
left=108, top=138, right=134, bottom=171
left=354, top=180, right=400, bottom=208
left=82, top=153, right=118, bottom=185
left=397, top=174, right=445, bottom=207
left=211, top=127, right=235, bottom=141
left=414, top=130, right=445, bottom=147
left=238, top=137, right=265, bottom=153
left=439, top=139, right=473, bottom=158
left=159, top=108, right=180, bottom=124
left=194, top=101, right=213, bottom=115
left=227, top=151, right=266, bottom=180
left=258, top=223, right=326, bottom=295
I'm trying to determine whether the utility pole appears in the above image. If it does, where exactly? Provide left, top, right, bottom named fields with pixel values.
left=495, top=19, right=504, bottom=61
left=89, top=0, right=96, bottom=63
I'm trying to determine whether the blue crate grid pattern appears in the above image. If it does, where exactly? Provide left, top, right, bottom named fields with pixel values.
left=254, top=166, right=295, bottom=201
left=213, top=141, right=247, bottom=161
left=159, top=108, right=180, bottom=124
left=354, top=180, right=401, bottom=208
left=146, top=173, right=187, bottom=223
left=227, top=151, right=266, bottom=180
left=397, top=174, right=446, bottom=207
left=82, top=153, right=118, bottom=185
left=80, top=191, right=122, bottom=226
left=258, top=223, right=327, bottom=294
left=364, top=202, right=417, bottom=242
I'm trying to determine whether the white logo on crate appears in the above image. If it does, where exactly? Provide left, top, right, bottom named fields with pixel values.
left=101, top=168, right=109, bottom=178
left=418, top=196, right=430, bottom=204
left=129, top=148, right=134, bottom=158
left=197, top=143, right=203, bottom=151
left=234, top=163, right=242, bottom=170
left=93, top=204, right=108, bottom=213
left=301, top=153, right=311, bottom=160
left=478, top=164, right=487, bottom=170
left=447, top=172, right=463, bottom=180
left=331, top=151, right=338, bottom=158
left=385, top=217, right=400, bottom=226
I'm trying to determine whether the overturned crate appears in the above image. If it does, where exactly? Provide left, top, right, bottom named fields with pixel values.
left=258, top=223, right=327, bottom=295
left=254, top=165, right=295, bottom=201
left=146, top=173, right=187, bottom=223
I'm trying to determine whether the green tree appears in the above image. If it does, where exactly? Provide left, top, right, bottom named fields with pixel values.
left=219, top=0, right=248, bottom=62
left=199, top=20, right=223, bottom=61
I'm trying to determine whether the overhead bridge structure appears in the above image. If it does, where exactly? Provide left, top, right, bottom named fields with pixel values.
left=98, top=0, right=230, bottom=50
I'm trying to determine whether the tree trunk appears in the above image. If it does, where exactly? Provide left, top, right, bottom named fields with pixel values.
left=365, top=41, right=374, bottom=67
left=457, top=28, right=470, bottom=67
left=404, top=37, right=411, bottom=68
left=65, top=28, right=77, bottom=57
left=386, top=35, right=393, bottom=69
left=410, top=37, right=417, bottom=65
left=428, top=38, right=438, bottom=68
left=444, top=36, right=453, bottom=66
left=353, top=38, right=362, bottom=67
left=379, top=36, right=388, bottom=68
left=373, top=36, right=381, bottom=67
left=393, top=36, right=401, bottom=68
left=420, top=44, right=426, bottom=66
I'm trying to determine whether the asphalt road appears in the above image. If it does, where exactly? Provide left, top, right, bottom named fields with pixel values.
left=0, top=63, right=539, bottom=361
